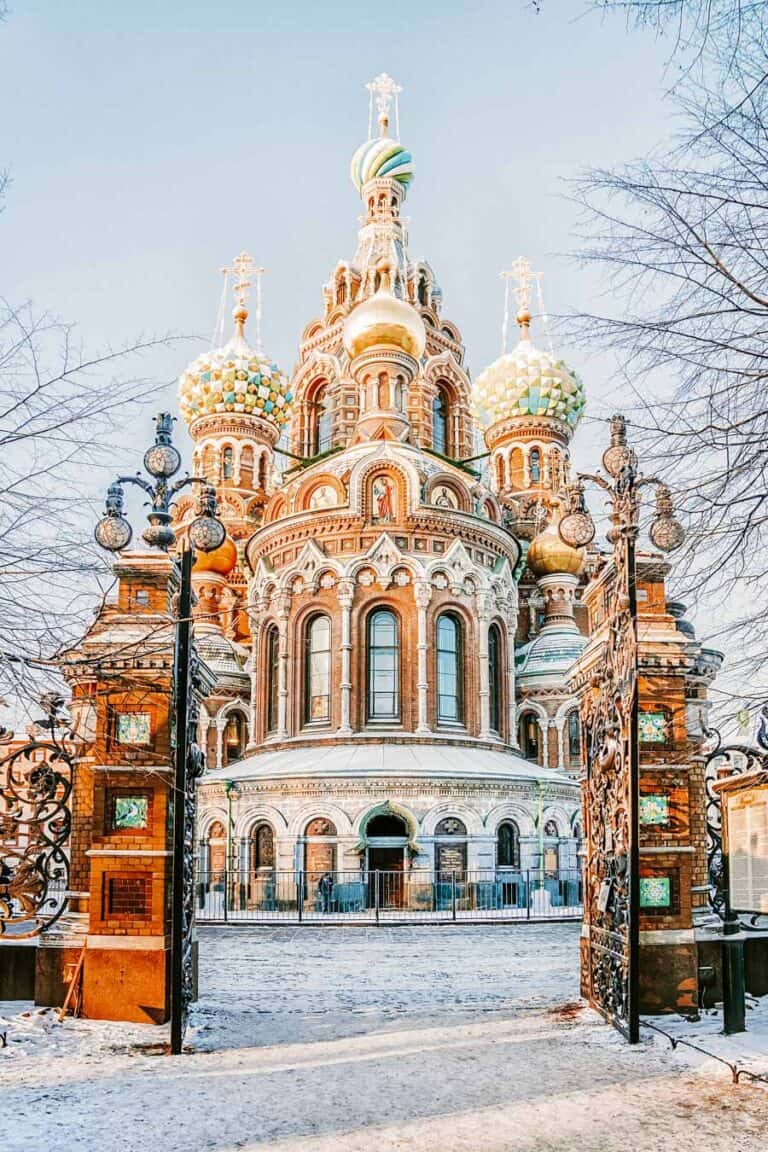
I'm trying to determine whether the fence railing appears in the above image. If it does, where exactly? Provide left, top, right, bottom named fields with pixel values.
left=195, top=868, right=583, bottom=924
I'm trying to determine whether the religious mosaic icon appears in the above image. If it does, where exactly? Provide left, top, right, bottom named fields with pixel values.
left=638, top=711, right=668, bottom=744
left=639, top=876, right=671, bottom=908
left=372, top=475, right=396, bottom=522
left=308, top=483, right=338, bottom=510
left=639, top=793, right=670, bottom=826
left=432, top=484, right=458, bottom=509
left=112, top=795, right=149, bottom=830
left=116, top=712, right=151, bottom=746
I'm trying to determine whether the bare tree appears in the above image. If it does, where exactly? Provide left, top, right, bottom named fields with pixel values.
left=559, top=3, right=768, bottom=707
left=0, top=297, right=184, bottom=713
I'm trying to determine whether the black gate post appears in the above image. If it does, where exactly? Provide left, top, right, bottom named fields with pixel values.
left=170, top=547, right=193, bottom=1055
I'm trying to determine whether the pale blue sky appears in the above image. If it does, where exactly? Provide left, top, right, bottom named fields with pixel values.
left=1, top=0, right=674, bottom=470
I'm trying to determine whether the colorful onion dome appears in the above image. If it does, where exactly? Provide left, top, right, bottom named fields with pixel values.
left=526, top=521, right=585, bottom=578
left=473, top=333, right=585, bottom=430
left=343, top=264, right=426, bottom=360
left=179, top=311, right=292, bottom=431
left=350, top=137, right=414, bottom=191
left=192, top=534, right=238, bottom=577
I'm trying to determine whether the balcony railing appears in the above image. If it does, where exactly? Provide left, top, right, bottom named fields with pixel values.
left=195, top=868, right=583, bottom=924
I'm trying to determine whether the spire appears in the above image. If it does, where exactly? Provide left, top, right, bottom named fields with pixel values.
left=500, top=257, right=541, bottom=350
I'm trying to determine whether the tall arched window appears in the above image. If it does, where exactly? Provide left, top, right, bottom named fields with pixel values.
left=265, top=625, right=279, bottom=734
left=249, top=823, right=275, bottom=871
left=435, top=817, right=467, bottom=874
left=432, top=385, right=450, bottom=455
left=311, top=385, right=331, bottom=456
left=257, top=453, right=268, bottom=490
left=367, top=609, right=400, bottom=721
left=240, top=445, right=254, bottom=488
left=437, top=613, right=463, bottom=724
left=488, top=623, right=503, bottom=735
left=518, top=712, right=540, bottom=761
left=224, top=711, right=246, bottom=764
left=510, top=447, right=525, bottom=488
left=222, top=446, right=234, bottom=480
left=529, top=447, right=541, bottom=484
left=567, top=710, right=581, bottom=762
left=305, top=615, right=331, bottom=724
left=497, top=821, right=520, bottom=868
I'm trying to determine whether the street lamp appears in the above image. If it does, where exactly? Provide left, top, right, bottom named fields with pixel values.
left=95, top=411, right=225, bottom=1056
left=558, top=413, right=684, bottom=1044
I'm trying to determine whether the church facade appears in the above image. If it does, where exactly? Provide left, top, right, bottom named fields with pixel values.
left=160, top=75, right=718, bottom=912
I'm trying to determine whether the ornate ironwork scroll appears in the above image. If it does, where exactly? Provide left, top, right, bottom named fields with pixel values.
left=703, top=708, right=768, bottom=929
left=0, top=698, right=74, bottom=939
left=578, top=452, right=641, bottom=1042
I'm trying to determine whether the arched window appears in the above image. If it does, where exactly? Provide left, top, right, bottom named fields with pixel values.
left=222, top=446, right=234, bottom=480
left=240, top=445, right=254, bottom=489
left=366, top=609, right=400, bottom=721
left=311, top=385, right=331, bottom=456
left=265, top=625, right=279, bottom=734
left=224, top=711, right=246, bottom=764
left=304, top=817, right=337, bottom=878
left=205, top=820, right=226, bottom=883
left=488, top=623, right=503, bottom=735
left=567, top=710, right=581, bottom=762
left=249, top=823, right=274, bottom=871
left=510, top=447, right=525, bottom=488
left=432, top=385, right=450, bottom=455
left=529, top=448, right=541, bottom=484
left=497, top=821, right=520, bottom=868
left=257, top=453, right=268, bottom=490
left=518, top=712, right=540, bottom=761
left=305, top=615, right=331, bottom=724
left=437, top=613, right=463, bottom=724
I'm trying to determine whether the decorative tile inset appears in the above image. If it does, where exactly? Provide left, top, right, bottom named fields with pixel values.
left=640, top=793, right=670, bottom=826
left=112, top=795, right=149, bottom=831
left=640, top=876, right=671, bottom=908
left=639, top=711, right=668, bottom=744
left=116, top=712, right=151, bottom=746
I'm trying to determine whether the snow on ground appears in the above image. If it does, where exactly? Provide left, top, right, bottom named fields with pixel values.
left=2, top=923, right=767, bottom=1151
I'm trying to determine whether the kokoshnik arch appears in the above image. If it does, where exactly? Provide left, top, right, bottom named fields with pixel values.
left=53, top=74, right=722, bottom=1024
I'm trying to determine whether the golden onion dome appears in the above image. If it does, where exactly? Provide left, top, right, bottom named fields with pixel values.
left=526, top=520, right=585, bottom=578
left=178, top=308, right=292, bottom=431
left=343, top=264, right=426, bottom=360
left=473, top=316, right=585, bottom=431
left=192, top=534, right=238, bottom=577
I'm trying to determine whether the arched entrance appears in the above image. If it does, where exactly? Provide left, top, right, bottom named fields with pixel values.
left=362, top=807, right=414, bottom=908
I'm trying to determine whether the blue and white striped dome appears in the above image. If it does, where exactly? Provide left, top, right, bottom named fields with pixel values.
left=350, top=138, right=414, bottom=191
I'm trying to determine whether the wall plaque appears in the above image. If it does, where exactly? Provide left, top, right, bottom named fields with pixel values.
left=726, top=783, right=768, bottom=914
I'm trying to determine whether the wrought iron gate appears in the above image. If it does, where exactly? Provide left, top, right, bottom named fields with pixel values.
left=0, top=697, right=74, bottom=939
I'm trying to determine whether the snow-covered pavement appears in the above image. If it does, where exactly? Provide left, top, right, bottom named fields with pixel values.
left=2, top=923, right=767, bottom=1151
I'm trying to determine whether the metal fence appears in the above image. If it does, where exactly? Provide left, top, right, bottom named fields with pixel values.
left=195, top=868, right=583, bottom=924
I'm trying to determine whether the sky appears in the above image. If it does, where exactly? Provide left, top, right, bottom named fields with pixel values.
left=5, top=2, right=726, bottom=660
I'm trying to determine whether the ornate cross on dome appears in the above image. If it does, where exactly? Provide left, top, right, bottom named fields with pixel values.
left=499, top=258, right=542, bottom=351
left=366, top=72, right=402, bottom=139
left=221, top=250, right=266, bottom=350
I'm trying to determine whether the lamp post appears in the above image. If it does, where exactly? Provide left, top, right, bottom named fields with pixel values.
left=95, top=412, right=225, bottom=1055
left=558, top=414, right=684, bottom=1043
left=224, top=779, right=241, bottom=918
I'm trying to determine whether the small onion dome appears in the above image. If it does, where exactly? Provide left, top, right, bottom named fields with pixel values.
left=473, top=333, right=585, bottom=430
left=178, top=312, right=292, bottom=431
left=350, top=137, right=414, bottom=191
left=192, top=534, right=238, bottom=576
left=526, top=521, right=585, bottom=578
left=343, top=264, right=426, bottom=360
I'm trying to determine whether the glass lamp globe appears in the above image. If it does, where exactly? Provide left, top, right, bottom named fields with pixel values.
left=649, top=515, right=685, bottom=553
left=143, top=442, right=182, bottom=479
left=188, top=514, right=226, bottom=554
left=94, top=515, right=133, bottom=552
left=558, top=510, right=596, bottom=549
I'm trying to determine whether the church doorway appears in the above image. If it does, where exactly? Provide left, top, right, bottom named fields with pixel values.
left=364, top=812, right=409, bottom=907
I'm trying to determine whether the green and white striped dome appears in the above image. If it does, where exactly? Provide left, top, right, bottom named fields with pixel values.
left=350, top=137, right=414, bottom=191
left=473, top=336, right=585, bottom=430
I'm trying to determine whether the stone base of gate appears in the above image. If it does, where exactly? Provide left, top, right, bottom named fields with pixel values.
left=0, top=942, right=36, bottom=1000
left=34, top=943, right=82, bottom=1007
left=639, top=933, right=698, bottom=1015
left=82, top=937, right=171, bottom=1024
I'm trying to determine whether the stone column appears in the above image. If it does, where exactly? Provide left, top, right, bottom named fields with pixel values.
left=215, top=718, right=225, bottom=770
left=477, top=592, right=492, bottom=739
left=337, top=578, right=355, bottom=735
left=414, top=580, right=433, bottom=734
left=276, top=593, right=291, bottom=740
left=507, top=607, right=519, bottom=748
